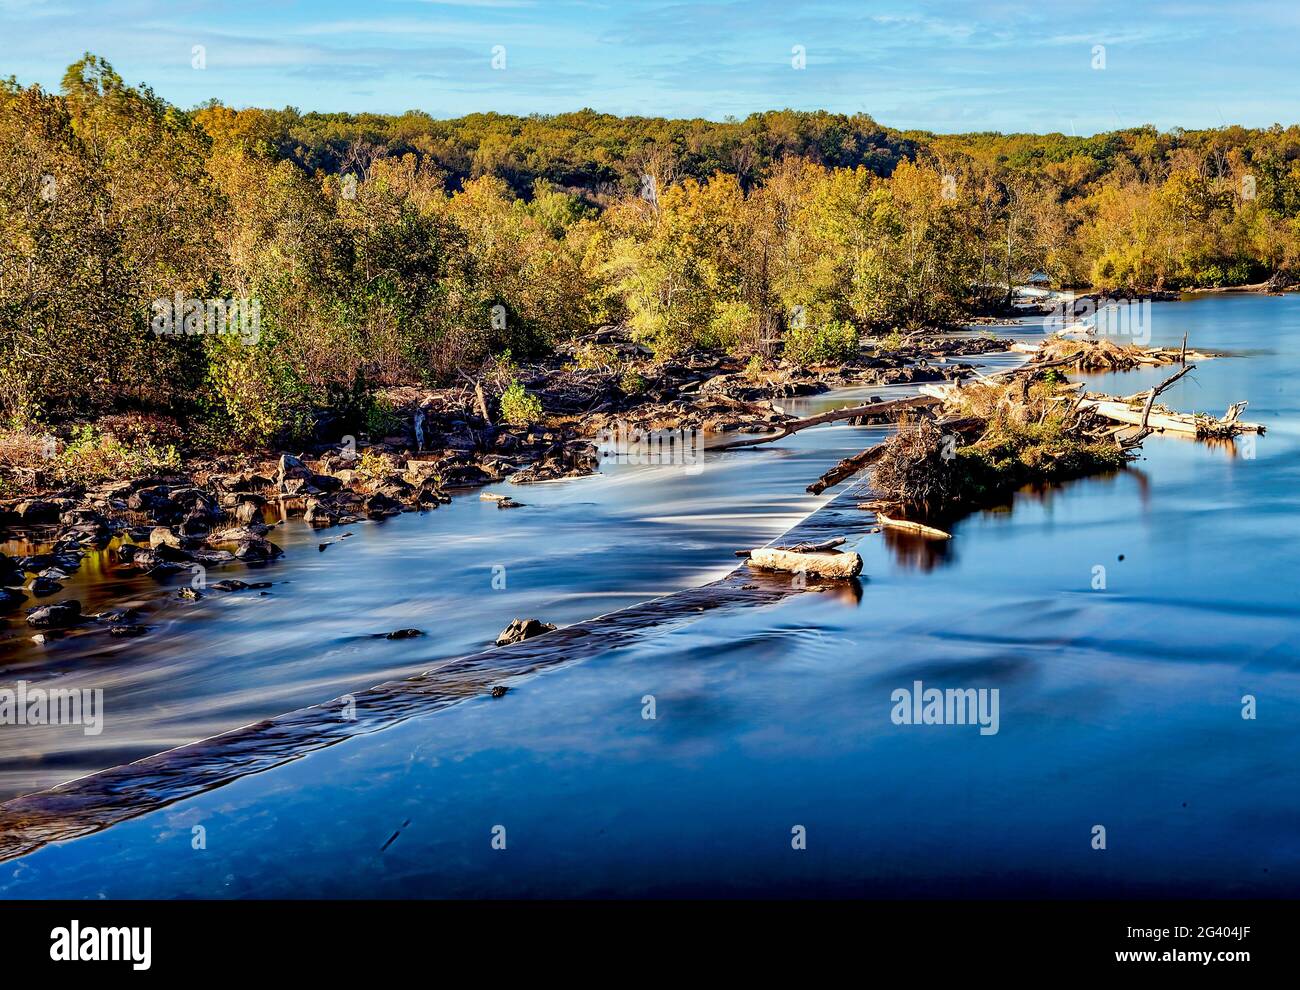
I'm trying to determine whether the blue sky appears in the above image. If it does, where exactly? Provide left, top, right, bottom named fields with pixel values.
left=1, top=0, right=1296, bottom=133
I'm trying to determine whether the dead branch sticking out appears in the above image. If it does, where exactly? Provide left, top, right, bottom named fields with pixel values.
left=875, top=512, right=952, bottom=540
left=713, top=395, right=940, bottom=451
left=459, top=371, right=493, bottom=425
left=807, top=444, right=889, bottom=495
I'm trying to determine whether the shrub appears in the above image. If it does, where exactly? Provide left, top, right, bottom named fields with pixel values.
left=365, top=396, right=402, bottom=437
left=785, top=320, right=859, bottom=365
left=55, top=424, right=179, bottom=484
left=204, top=338, right=311, bottom=449
left=356, top=449, right=395, bottom=480
left=0, top=430, right=56, bottom=472
left=98, top=413, right=186, bottom=451
left=707, top=300, right=755, bottom=353
left=619, top=368, right=648, bottom=395
left=499, top=380, right=543, bottom=426
left=575, top=343, right=618, bottom=369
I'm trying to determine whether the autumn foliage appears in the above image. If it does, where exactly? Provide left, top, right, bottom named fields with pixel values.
left=3, top=56, right=1298, bottom=448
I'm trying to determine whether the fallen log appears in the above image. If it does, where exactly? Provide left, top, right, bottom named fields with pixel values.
left=807, top=444, right=888, bottom=495
left=1079, top=399, right=1264, bottom=437
left=785, top=537, right=846, bottom=553
left=746, top=546, right=863, bottom=579
left=1080, top=362, right=1263, bottom=437
left=733, top=537, right=846, bottom=558
left=875, top=512, right=952, bottom=540
left=713, top=395, right=940, bottom=451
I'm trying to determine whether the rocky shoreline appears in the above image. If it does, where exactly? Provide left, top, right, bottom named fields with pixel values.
left=0, top=328, right=1009, bottom=635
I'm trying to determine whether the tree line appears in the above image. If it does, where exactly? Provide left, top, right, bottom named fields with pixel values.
left=2, top=55, right=1298, bottom=447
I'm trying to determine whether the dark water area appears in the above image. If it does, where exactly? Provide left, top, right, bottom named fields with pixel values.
left=2, top=294, right=1298, bottom=897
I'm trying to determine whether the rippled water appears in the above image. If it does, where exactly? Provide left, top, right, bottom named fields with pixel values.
left=3, top=294, right=1298, bottom=897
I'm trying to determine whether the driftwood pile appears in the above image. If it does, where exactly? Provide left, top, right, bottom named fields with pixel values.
left=797, top=349, right=1262, bottom=530
left=1010, top=336, right=1212, bottom=372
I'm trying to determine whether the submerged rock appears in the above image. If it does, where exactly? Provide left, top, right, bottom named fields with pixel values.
left=95, top=607, right=143, bottom=625
left=384, top=628, right=423, bottom=640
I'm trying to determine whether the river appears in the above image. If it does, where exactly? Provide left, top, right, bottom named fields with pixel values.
left=1, top=293, right=1297, bottom=897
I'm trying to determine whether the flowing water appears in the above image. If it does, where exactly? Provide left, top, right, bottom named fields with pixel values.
left=2, top=293, right=1298, bottom=897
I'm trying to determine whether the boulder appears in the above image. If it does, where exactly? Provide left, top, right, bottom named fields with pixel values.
left=275, top=455, right=339, bottom=495
left=303, top=497, right=336, bottom=527
left=220, top=490, right=266, bottom=509
left=308, top=472, right=342, bottom=493
left=58, top=521, right=113, bottom=547
left=218, top=471, right=274, bottom=493
left=364, top=493, right=404, bottom=518
left=276, top=453, right=306, bottom=487
left=178, top=511, right=211, bottom=537
left=14, top=499, right=59, bottom=523
left=59, top=507, right=109, bottom=527
left=494, top=618, right=557, bottom=646
left=209, top=524, right=269, bottom=543
left=127, top=486, right=178, bottom=518
left=26, top=599, right=82, bottom=629
left=29, top=576, right=64, bottom=597
left=233, top=500, right=264, bottom=525
left=149, top=526, right=183, bottom=549
left=153, top=542, right=193, bottom=563
left=233, top=537, right=283, bottom=562
left=129, top=549, right=185, bottom=573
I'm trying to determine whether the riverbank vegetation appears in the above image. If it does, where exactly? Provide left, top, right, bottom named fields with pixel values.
left=867, top=381, right=1130, bottom=517
left=3, top=55, right=1300, bottom=454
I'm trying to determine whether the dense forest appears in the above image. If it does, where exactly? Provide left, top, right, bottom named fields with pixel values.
left=3, top=55, right=1299, bottom=449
